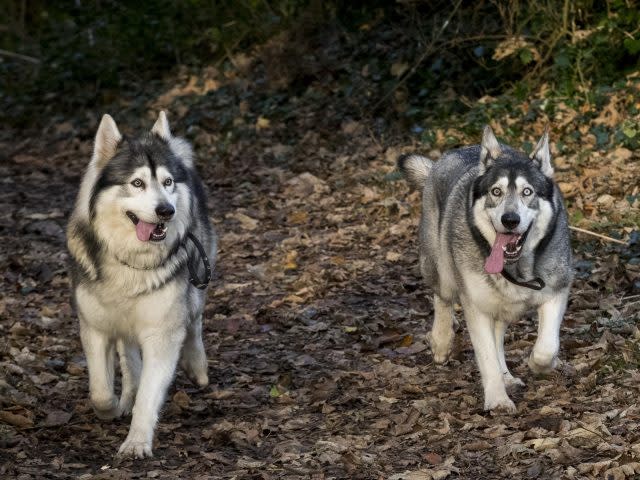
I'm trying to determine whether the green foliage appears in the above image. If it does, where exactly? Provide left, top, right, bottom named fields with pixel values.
left=1, top=0, right=639, bottom=127
left=0, top=0, right=307, bottom=122
left=392, top=0, right=640, bottom=101
left=548, top=1, right=640, bottom=95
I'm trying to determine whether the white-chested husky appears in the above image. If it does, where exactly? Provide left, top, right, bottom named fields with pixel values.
left=398, top=126, right=572, bottom=412
left=67, top=112, right=216, bottom=457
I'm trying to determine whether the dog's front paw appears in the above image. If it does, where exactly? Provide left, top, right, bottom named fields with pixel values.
left=428, top=332, right=453, bottom=364
left=195, top=373, right=209, bottom=388
left=432, top=348, right=451, bottom=364
left=503, top=373, right=525, bottom=389
left=528, top=350, right=558, bottom=374
left=180, top=357, right=209, bottom=388
left=117, top=437, right=153, bottom=459
left=92, top=395, right=121, bottom=421
left=117, top=395, right=135, bottom=417
left=484, top=394, right=516, bottom=413
left=185, top=370, right=209, bottom=388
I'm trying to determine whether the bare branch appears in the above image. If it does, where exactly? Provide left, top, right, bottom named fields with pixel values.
left=0, top=48, right=40, bottom=64
left=569, top=226, right=627, bottom=245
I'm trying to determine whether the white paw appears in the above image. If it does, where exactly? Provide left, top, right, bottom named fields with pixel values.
left=428, top=332, right=453, bottom=364
left=484, top=393, right=516, bottom=413
left=181, top=358, right=209, bottom=387
left=92, top=396, right=121, bottom=421
left=183, top=366, right=209, bottom=388
left=503, top=374, right=525, bottom=389
left=117, top=395, right=135, bottom=417
left=528, top=351, right=558, bottom=374
left=117, top=437, right=153, bottom=459
left=194, top=372, right=209, bottom=388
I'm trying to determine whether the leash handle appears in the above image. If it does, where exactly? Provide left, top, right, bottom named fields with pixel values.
left=500, top=269, right=545, bottom=291
left=184, top=232, right=211, bottom=290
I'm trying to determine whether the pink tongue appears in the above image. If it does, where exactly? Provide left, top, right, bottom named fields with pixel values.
left=135, top=220, right=157, bottom=242
left=484, top=233, right=518, bottom=274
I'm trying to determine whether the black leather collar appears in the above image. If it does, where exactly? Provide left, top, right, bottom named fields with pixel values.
left=117, top=232, right=211, bottom=290
left=500, top=269, right=545, bottom=291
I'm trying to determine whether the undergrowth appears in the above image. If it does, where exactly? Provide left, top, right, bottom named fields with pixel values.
left=1, top=1, right=639, bottom=128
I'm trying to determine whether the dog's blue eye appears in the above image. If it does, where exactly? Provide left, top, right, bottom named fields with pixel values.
left=131, top=179, right=144, bottom=188
left=491, top=187, right=502, bottom=196
left=164, top=178, right=173, bottom=187
left=523, top=187, right=533, bottom=196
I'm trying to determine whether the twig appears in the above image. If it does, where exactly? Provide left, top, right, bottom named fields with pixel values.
left=216, top=31, right=249, bottom=69
left=369, top=0, right=463, bottom=113
left=569, top=226, right=627, bottom=245
left=0, top=48, right=40, bottom=64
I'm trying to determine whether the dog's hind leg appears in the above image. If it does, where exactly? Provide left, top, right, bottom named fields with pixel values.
left=180, top=314, right=209, bottom=387
left=494, top=320, right=524, bottom=388
left=80, top=322, right=119, bottom=420
left=117, top=339, right=141, bottom=416
left=430, top=295, right=455, bottom=364
left=462, top=299, right=515, bottom=412
left=118, top=327, right=186, bottom=458
left=529, top=288, right=569, bottom=374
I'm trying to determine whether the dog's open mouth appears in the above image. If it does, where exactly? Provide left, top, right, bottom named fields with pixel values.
left=484, top=228, right=530, bottom=274
left=503, top=234, right=525, bottom=260
left=126, top=211, right=167, bottom=242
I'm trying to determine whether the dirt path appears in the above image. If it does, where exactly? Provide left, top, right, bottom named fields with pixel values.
left=1, top=70, right=640, bottom=479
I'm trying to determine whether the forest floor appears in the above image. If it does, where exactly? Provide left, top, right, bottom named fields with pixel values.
left=1, top=25, right=640, bottom=480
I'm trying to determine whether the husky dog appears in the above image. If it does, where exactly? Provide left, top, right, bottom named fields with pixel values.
left=398, top=126, right=572, bottom=412
left=67, top=112, right=216, bottom=457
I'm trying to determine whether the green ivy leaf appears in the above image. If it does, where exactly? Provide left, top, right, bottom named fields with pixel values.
left=554, top=51, right=571, bottom=68
left=571, top=209, right=584, bottom=224
left=269, top=385, right=281, bottom=398
left=519, top=48, right=534, bottom=65
left=591, top=126, right=609, bottom=147
left=623, top=38, right=640, bottom=55
left=622, top=125, right=637, bottom=138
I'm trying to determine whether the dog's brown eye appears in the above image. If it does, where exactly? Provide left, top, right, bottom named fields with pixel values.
left=491, top=187, right=502, bottom=197
left=163, top=178, right=173, bottom=187
left=131, top=178, right=144, bottom=188
left=523, top=187, right=533, bottom=196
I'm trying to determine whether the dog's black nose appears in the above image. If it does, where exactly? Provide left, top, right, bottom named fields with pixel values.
left=501, top=212, right=520, bottom=230
left=155, top=203, right=175, bottom=219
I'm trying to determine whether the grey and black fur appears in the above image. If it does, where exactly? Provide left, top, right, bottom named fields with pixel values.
left=398, top=125, right=572, bottom=412
left=67, top=112, right=216, bottom=457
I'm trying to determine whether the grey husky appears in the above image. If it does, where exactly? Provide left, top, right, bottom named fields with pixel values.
left=398, top=126, right=572, bottom=412
left=67, top=112, right=216, bottom=457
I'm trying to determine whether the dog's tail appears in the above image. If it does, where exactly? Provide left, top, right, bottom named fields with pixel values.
left=397, top=154, right=433, bottom=189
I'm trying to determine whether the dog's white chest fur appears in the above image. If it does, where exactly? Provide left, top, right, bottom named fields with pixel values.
left=462, top=271, right=548, bottom=321
left=76, top=278, right=185, bottom=335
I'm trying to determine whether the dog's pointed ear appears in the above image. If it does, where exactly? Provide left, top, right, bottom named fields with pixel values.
left=479, top=125, right=501, bottom=172
left=151, top=111, right=171, bottom=140
left=530, top=126, right=553, bottom=177
left=92, top=114, right=122, bottom=169
left=152, top=111, right=194, bottom=168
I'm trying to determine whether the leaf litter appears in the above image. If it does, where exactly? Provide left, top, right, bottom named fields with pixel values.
left=1, top=22, right=640, bottom=480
